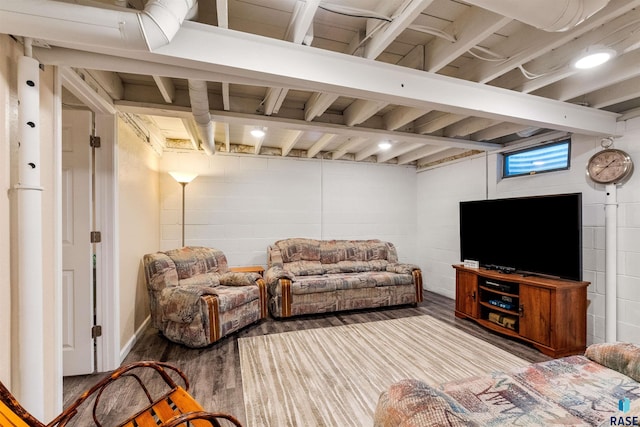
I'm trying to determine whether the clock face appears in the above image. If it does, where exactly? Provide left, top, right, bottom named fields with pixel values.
left=586, top=149, right=633, bottom=184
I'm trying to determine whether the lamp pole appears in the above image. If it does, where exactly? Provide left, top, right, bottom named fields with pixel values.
left=180, top=181, right=187, bottom=247
left=169, top=172, right=198, bottom=248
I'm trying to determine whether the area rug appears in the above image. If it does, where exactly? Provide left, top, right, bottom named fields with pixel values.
left=238, top=315, right=530, bottom=426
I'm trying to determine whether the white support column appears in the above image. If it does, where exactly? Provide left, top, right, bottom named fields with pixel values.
left=604, top=183, right=617, bottom=342
left=15, top=54, right=45, bottom=418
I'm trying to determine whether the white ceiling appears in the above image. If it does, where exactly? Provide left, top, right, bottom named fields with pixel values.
left=4, top=0, right=640, bottom=167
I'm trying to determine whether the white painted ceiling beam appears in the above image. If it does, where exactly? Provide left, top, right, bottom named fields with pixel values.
left=281, top=130, right=303, bottom=157
left=221, top=122, right=230, bottom=152
left=424, top=6, right=511, bottom=72
left=287, top=0, right=319, bottom=44
left=415, top=112, right=466, bottom=134
left=263, top=87, right=288, bottom=115
left=332, top=137, right=367, bottom=160
left=307, top=133, right=337, bottom=158
left=457, top=0, right=640, bottom=84
left=74, top=22, right=618, bottom=135
left=152, top=75, right=175, bottom=103
left=85, top=69, right=123, bottom=100
left=383, top=106, right=429, bottom=131
left=533, top=50, right=640, bottom=102
left=424, top=0, right=640, bottom=138
left=252, top=129, right=267, bottom=155
left=364, top=0, right=435, bottom=60
left=344, top=99, right=387, bottom=126
left=376, top=142, right=424, bottom=163
left=574, top=76, right=640, bottom=109
left=181, top=117, right=202, bottom=150
left=216, top=0, right=230, bottom=111
left=444, top=117, right=500, bottom=138
left=61, top=67, right=116, bottom=114
left=114, top=101, right=526, bottom=151
left=355, top=144, right=382, bottom=162
left=398, top=146, right=449, bottom=165
left=472, top=123, right=531, bottom=141
left=491, top=9, right=640, bottom=93
left=304, top=92, right=338, bottom=121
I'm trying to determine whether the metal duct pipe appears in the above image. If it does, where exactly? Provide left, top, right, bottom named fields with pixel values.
left=465, top=0, right=610, bottom=31
left=187, top=80, right=215, bottom=155
left=0, top=0, right=197, bottom=50
left=16, top=54, right=45, bottom=419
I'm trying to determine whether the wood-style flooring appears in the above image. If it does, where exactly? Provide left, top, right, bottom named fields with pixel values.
left=63, top=291, right=551, bottom=425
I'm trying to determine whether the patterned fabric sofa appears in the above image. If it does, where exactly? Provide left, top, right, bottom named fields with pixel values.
left=374, top=342, right=640, bottom=426
left=264, top=238, right=423, bottom=318
left=143, top=246, right=268, bottom=348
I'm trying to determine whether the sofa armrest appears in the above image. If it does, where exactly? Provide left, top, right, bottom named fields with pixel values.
left=160, top=285, right=217, bottom=324
left=374, top=379, right=471, bottom=427
left=218, top=271, right=261, bottom=286
left=264, top=266, right=294, bottom=286
left=386, top=263, right=421, bottom=275
left=585, top=342, right=640, bottom=382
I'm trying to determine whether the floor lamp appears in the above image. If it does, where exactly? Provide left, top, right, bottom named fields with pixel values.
left=169, top=171, right=198, bottom=247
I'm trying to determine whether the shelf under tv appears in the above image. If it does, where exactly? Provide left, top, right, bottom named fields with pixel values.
left=453, top=264, right=589, bottom=358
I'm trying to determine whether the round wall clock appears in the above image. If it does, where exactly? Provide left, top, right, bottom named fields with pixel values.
left=586, top=148, right=633, bottom=184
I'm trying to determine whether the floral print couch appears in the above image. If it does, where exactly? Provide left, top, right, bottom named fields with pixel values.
left=143, top=246, right=268, bottom=348
left=374, top=342, right=640, bottom=426
left=264, top=238, right=423, bottom=318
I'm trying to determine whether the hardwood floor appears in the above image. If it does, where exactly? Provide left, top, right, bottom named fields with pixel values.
left=63, top=291, right=551, bottom=425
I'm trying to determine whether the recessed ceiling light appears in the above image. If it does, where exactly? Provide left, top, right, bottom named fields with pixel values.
left=572, top=47, right=616, bottom=69
left=378, top=141, right=392, bottom=150
left=250, top=127, right=265, bottom=137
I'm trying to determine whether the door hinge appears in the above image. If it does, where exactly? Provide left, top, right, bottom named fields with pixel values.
left=92, top=325, right=102, bottom=339
left=90, top=231, right=101, bottom=243
left=90, top=135, right=101, bottom=148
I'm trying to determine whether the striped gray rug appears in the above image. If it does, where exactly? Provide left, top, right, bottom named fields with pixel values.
left=238, top=315, right=529, bottom=427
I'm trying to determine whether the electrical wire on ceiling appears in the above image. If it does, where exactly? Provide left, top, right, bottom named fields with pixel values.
left=468, top=46, right=507, bottom=62
left=318, top=4, right=392, bottom=21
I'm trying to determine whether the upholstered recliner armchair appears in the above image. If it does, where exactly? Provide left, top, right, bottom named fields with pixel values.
left=143, top=246, right=267, bottom=348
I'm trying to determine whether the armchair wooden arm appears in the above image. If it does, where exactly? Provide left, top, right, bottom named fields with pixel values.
left=1, top=361, right=243, bottom=427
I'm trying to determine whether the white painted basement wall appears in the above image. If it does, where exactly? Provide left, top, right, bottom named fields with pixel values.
left=159, top=152, right=418, bottom=267
left=418, top=118, right=640, bottom=346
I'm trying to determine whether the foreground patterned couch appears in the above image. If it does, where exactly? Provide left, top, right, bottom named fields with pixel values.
left=374, top=342, right=640, bottom=426
left=143, top=246, right=267, bottom=348
left=264, top=238, right=422, bottom=318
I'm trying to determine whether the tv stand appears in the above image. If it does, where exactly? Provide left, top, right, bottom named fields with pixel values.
left=453, top=264, right=589, bottom=357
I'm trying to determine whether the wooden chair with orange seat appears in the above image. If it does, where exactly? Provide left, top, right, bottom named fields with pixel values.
left=0, top=361, right=242, bottom=427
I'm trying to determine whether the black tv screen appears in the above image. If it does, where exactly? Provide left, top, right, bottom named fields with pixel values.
left=459, top=193, right=582, bottom=281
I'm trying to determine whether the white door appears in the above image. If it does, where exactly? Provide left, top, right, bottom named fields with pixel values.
left=62, top=109, right=95, bottom=376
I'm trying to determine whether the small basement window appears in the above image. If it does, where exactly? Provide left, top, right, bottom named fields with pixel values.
left=503, top=139, right=571, bottom=178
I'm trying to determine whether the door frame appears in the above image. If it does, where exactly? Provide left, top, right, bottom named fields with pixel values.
left=58, top=67, right=120, bottom=376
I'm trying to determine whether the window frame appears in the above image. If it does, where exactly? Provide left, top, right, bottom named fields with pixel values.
left=502, top=138, right=572, bottom=178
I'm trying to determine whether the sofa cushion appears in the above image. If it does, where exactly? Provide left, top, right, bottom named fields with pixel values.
left=284, top=260, right=324, bottom=276
left=165, top=247, right=229, bottom=279
left=276, top=238, right=320, bottom=262
left=179, top=272, right=220, bottom=288
left=213, top=285, right=261, bottom=311
left=585, top=342, right=640, bottom=382
left=160, top=285, right=218, bottom=323
left=366, top=271, right=414, bottom=287
left=218, top=271, right=260, bottom=286
left=374, top=379, right=471, bottom=427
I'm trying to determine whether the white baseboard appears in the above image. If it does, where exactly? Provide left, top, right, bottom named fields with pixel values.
left=120, top=315, right=151, bottom=364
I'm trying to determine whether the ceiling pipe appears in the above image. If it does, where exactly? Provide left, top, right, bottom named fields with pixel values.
left=464, top=0, right=610, bottom=31
left=0, top=0, right=197, bottom=51
left=187, top=80, right=215, bottom=155
left=0, top=0, right=215, bottom=155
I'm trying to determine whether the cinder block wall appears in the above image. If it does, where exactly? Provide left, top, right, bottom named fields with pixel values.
left=159, top=152, right=418, bottom=267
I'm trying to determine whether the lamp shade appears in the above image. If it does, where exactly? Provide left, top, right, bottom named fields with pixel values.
left=169, top=171, right=198, bottom=184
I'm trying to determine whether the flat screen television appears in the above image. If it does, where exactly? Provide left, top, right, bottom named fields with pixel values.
left=459, top=193, right=582, bottom=281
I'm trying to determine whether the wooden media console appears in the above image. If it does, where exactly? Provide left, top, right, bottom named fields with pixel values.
left=453, top=264, right=589, bottom=358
